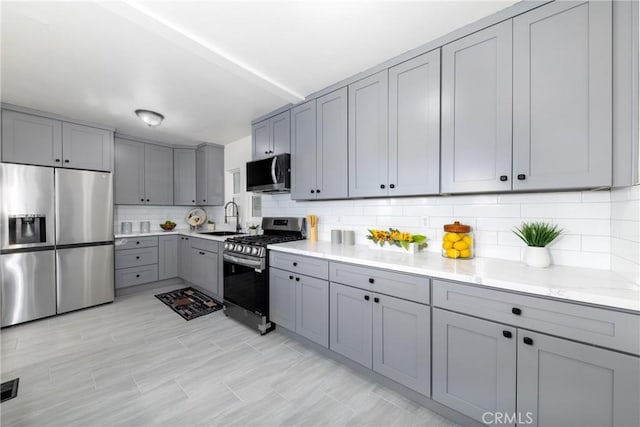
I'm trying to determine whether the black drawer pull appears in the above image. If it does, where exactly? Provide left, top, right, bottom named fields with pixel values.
left=136, top=241, right=140, bottom=245
left=192, top=200, right=195, bottom=203
left=364, top=295, right=370, bottom=301
left=136, top=274, right=140, bottom=278
left=368, top=278, right=374, bottom=284
left=316, top=189, right=320, bottom=193
left=55, top=158, right=61, bottom=163
left=373, top=297, right=379, bottom=303
left=146, top=199, right=150, bottom=202
left=140, top=198, right=144, bottom=202
left=135, top=256, right=140, bottom=259
left=199, top=251, right=205, bottom=255
left=500, top=175, right=508, bottom=182
left=502, top=330, right=512, bottom=339
left=380, top=184, right=385, bottom=189
left=389, top=184, right=395, bottom=189
left=517, top=174, right=526, bottom=181
left=64, top=159, right=70, bottom=163
left=523, top=337, right=534, bottom=346
left=293, top=262, right=297, bottom=267
left=289, top=275, right=293, bottom=280
left=511, top=307, right=522, bottom=315
left=295, top=277, right=300, bottom=282
left=310, top=189, right=315, bottom=194
left=264, top=151, right=268, bottom=154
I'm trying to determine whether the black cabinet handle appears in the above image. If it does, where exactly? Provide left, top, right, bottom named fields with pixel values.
left=373, top=297, right=379, bottom=303
left=380, top=184, right=386, bottom=189
left=64, top=159, right=70, bottom=163
left=523, top=337, right=534, bottom=346
left=136, top=274, right=140, bottom=278
left=135, top=256, right=140, bottom=259
left=293, top=262, right=297, bottom=267
left=316, top=189, right=321, bottom=193
left=500, top=175, right=508, bottom=182
left=310, top=190, right=315, bottom=194
left=264, top=151, right=268, bottom=154
left=136, top=241, right=140, bottom=245
left=368, top=278, right=374, bottom=284
left=364, top=295, right=370, bottom=301
left=295, top=277, right=300, bottom=282
left=146, top=199, right=150, bottom=202
left=517, top=174, right=526, bottom=181
left=199, top=251, right=205, bottom=255
left=289, top=275, right=293, bottom=280
left=192, top=200, right=195, bottom=203
left=140, top=198, right=144, bottom=202
left=203, top=200, right=206, bottom=203
left=511, top=307, right=522, bottom=315
left=389, top=184, right=395, bottom=189
left=503, top=330, right=512, bottom=339
left=55, top=158, right=61, bottom=163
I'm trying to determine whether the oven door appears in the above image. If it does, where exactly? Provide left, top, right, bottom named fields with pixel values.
left=223, top=253, right=268, bottom=317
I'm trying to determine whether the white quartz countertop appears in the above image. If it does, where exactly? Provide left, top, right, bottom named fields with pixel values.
left=114, top=229, right=246, bottom=242
left=267, top=240, right=640, bottom=313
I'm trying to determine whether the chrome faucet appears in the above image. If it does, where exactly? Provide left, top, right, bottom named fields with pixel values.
left=224, top=201, right=241, bottom=232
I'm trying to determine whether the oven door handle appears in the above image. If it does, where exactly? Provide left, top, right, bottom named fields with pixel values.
left=223, top=252, right=264, bottom=271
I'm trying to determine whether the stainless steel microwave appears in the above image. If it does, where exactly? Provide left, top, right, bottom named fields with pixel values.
left=246, top=153, right=291, bottom=193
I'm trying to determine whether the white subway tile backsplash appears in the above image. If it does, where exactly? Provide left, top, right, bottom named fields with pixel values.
left=498, top=191, right=582, bottom=204
left=550, top=249, right=611, bottom=270
left=610, top=199, right=640, bottom=221
left=453, top=204, right=521, bottom=218
left=610, top=220, right=640, bottom=243
left=580, top=190, right=611, bottom=202
left=581, top=236, right=611, bottom=253
left=611, top=185, right=640, bottom=284
left=521, top=203, right=610, bottom=219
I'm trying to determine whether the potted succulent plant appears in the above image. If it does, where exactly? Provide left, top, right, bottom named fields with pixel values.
left=248, top=224, right=259, bottom=235
left=206, top=220, right=216, bottom=231
left=513, top=221, right=563, bottom=268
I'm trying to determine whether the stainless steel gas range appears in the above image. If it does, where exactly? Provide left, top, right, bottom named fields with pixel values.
left=222, top=217, right=305, bottom=334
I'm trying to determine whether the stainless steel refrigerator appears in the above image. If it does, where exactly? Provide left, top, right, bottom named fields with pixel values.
left=1, top=164, right=114, bottom=326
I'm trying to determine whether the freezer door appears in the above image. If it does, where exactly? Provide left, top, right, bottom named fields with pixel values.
left=1, top=250, right=56, bottom=326
left=0, top=164, right=55, bottom=250
left=55, top=169, right=113, bottom=245
left=56, top=244, right=114, bottom=314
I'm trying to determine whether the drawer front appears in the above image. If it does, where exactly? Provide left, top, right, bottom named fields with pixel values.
left=115, top=247, right=158, bottom=269
left=189, top=237, right=219, bottom=253
left=115, top=236, right=158, bottom=251
left=115, top=264, right=158, bottom=288
left=330, top=262, right=429, bottom=305
left=433, top=279, right=640, bottom=355
left=270, top=251, right=329, bottom=280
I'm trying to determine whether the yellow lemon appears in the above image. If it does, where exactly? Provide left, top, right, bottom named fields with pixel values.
left=442, top=240, right=453, bottom=249
left=462, top=235, right=473, bottom=246
left=460, top=249, right=471, bottom=258
left=446, top=248, right=460, bottom=258
left=453, top=241, right=468, bottom=250
left=445, top=233, right=461, bottom=243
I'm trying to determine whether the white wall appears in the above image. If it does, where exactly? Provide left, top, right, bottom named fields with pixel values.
left=114, top=205, right=224, bottom=233
left=223, top=135, right=261, bottom=229
left=611, top=185, right=640, bottom=284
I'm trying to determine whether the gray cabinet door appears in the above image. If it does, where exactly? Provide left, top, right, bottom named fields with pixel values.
left=317, top=87, right=348, bottom=200
left=144, top=144, right=173, bottom=205
left=158, top=235, right=178, bottom=280
left=252, top=119, right=270, bottom=160
left=291, top=100, right=317, bottom=200
left=348, top=71, right=389, bottom=198
left=61, top=122, right=113, bottom=172
left=517, top=330, right=639, bottom=427
left=372, top=294, right=430, bottom=396
left=191, top=247, right=219, bottom=298
left=1, top=110, right=62, bottom=167
left=388, top=50, right=440, bottom=196
left=432, top=309, right=517, bottom=424
left=173, top=148, right=196, bottom=206
left=270, top=110, right=291, bottom=156
left=441, top=20, right=513, bottom=194
left=329, top=282, right=373, bottom=369
left=513, top=1, right=612, bottom=191
left=296, top=275, right=329, bottom=347
left=195, top=146, right=207, bottom=204
left=114, top=138, right=145, bottom=205
left=178, top=236, right=192, bottom=283
left=204, top=145, right=224, bottom=206
left=269, top=267, right=296, bottom=331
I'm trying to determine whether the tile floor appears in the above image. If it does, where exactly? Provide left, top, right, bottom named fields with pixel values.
left=0, top=284, right=458, bottom=426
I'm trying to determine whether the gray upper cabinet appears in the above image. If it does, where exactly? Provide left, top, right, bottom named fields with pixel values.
left=144, top=144, right=173, bottom=205
left=513, top=1, right=612, bottom=191
left=158, top=235, right=178, bottom=280
left=432, top=308, right=517, bottom=423
left=517, top=330, right=639, bottom=427
left=114, top=138, right=145, bottom=205
left=290, top=100, right=317, bottom=200
left=252, top=110, right=290, bottom=160
left=291, top=87, right=348, bottom=200
left=441, top=20, right=513, bottom=194
left=388, top=50, right=441, bottom=196
left=195, top=144, right=224, bottom=206
left=61, top=122, right=113, bottom=172
left=348, top=71, right=389, bottom=198
left=173, top=148, right=197, bottom=206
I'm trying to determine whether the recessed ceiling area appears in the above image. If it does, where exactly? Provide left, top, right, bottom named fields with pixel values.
left=1, top=1, right=516, bottom=146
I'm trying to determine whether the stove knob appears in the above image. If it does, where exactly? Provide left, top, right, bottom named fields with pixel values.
left=244, top=246, right=252, bottom=254
left=224, top=243, right=230, bottom=251
left=251, top=247, right=259, bottom=256
left=230, top=244, right=237, bottom=251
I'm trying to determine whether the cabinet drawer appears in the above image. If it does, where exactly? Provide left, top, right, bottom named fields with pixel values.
left=115, top=236, right=158, bottom=251
left=115, top=264, right=158, bottom=288
left=433, top=279, right=640, bottom=355
left=115, top=247, right=158, bottom=269
left=270, top=252, right=328, bottom=280
left=330, top=262, right=429, bottom=305
left=189, top=237, right=219, bottom=253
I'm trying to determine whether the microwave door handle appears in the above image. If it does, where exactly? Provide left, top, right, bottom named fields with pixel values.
left=271, top=156, right=278, bottom=184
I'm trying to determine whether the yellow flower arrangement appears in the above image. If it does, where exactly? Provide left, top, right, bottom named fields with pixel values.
left=367, top=228, right=428, bottom=251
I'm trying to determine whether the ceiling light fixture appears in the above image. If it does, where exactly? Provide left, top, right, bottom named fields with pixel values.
left=135, top=109, right=164, bottom=127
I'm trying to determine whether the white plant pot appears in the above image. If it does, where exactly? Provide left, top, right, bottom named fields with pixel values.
left=368, top=242, right=422, bottom=254
left=206, top=223, right=216, bottom=231
left=524, top=246, right=552, bottom=268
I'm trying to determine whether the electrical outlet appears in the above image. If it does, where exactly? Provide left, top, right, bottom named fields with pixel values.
left=421, top=217, right=429, bottom=227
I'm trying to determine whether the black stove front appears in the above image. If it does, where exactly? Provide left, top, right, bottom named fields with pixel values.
left=222, top=217, right=305, bottom=335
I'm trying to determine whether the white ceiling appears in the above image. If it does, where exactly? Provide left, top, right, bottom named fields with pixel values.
left=1, top=1, right=516, bottom=146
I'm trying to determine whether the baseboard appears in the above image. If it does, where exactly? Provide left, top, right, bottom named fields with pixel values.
left=115, top=277, right=184, bottom=297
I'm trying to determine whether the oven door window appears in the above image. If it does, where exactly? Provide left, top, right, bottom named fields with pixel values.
left=223, top=261, right=267, bottom=316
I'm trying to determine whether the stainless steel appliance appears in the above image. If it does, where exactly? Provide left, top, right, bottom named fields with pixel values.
left=0, top=164, right=114, bottom=327
left=223, top=217, right=305, bottom=334
left=246, top=153, right=291, bottom=193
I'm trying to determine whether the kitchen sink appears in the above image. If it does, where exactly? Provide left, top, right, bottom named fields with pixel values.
left=198, top=231, right=242, bottom=236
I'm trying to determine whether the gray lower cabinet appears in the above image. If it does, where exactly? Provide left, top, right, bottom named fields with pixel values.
left=195, top=144, right=224, bottom=206
left=158, top=235, right=178, bottom=280
left=388, top=50, right=441, bottom=196
left=114, top=236, right=159, bottom=289
left=348, top=71, right=389, bottom=198
left=144, top=144, right=173, bottom=205
left=173, top=148, right=197, bottom=206
left=1, top=110, right=62, bottom=167
left=252, top=110, right=290, bottom=160
left=114, top=138, right=145, bottom=204
left=295, top=274, right=329, bottom=347
left=441, top=20, right=513, bottom=194
left=178, top=236, right=192, bottom=283
left=61, top=122, right=113, bottom=172
left=517, top=330, right=639, bottom=427
left=269, top=267, right=297, bottom=331
left=512, top=0, right=612, bottom=191
left=432, top=308, right=517, bottom=423
left=190, top=243, right=220, bottom=299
